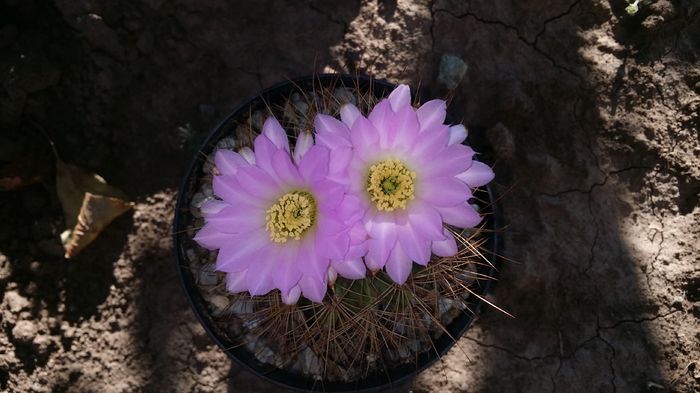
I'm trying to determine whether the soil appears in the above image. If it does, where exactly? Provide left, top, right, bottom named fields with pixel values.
left=1, top=0, right=698, bottom=392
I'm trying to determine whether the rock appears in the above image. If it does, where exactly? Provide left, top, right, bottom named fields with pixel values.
left=5, top=290, right=30, bottom=313
left=0, top=253, right=10, bottom=281
left=198, top=264, right=218, bottom=286
left=12, top=320, right=38, bottom=344
left=437, top=53, right=468, bottom=90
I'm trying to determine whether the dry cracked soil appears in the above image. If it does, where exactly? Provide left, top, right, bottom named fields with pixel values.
left=1, top=0, right=699, bottom=392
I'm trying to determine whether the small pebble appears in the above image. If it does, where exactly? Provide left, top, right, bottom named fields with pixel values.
left=12, top=320, right=38, bottom=344
left=198, top=264, right=218, bottom=286
left=437, top=53, right=468, bottom=90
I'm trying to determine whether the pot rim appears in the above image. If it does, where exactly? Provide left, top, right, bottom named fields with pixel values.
left=172, top=74, right=502, bottom=392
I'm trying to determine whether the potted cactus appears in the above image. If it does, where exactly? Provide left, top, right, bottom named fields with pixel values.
left=173, top=75, right=501, bottom=391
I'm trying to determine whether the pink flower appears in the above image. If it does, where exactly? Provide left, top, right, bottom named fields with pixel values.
left=194, top=117, right=359, bottom=303
left=315, top=84, right=494, bottom=284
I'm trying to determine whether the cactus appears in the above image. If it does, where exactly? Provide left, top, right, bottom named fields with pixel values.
left=181, top=75, right=499, bottom=384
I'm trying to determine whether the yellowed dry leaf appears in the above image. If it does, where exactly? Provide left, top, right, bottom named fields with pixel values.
left=63, top=192, right=133, bottom=259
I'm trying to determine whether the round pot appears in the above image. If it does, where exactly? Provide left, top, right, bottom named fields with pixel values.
left=173, top=74, right=501, bottom=392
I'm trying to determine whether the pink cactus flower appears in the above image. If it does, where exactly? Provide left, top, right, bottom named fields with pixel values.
left=194, top=117, right=361, bottom=303
left=314, top=84, right=494, bottom=284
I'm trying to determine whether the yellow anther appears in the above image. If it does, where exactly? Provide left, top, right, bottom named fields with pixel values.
left=265, top=191, right=317, bottom=243
left=366, top=159, right=416, bottom=211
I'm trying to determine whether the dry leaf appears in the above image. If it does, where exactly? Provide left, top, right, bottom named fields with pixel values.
left=56, top=160, right=133, bottom=258
left=63, top=193, right=133, bottom=258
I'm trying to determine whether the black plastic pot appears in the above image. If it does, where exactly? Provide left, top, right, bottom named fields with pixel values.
left=173, top=74, right=501, bottom=392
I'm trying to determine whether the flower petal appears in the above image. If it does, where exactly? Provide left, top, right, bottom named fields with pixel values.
left=281, top=285, right=301, bottom=305
left=236, top=165, right=280, bottom=200
left=365, top=218, right=398, bottom=270
left=299, top=275, right=327, bottom=303
left=215, top=150, right=248, bottom=175
left=416, top=99, right=446, bottom=132
left=456, top=160, right=495, bottom=188
left=294, top=132, right=313, bottom=164
left=262, top=116, right=290, bottom=152
left=385, top=242, right=412, bottom=284
left=245, top=259, right=276, bottom=296
left=315, top=232, right=350, bottom=260
left=420, top=177, right=471, bottom=207
left=350, top=115, right=380, bottom=151
left=397, top=224, right=431, bottom=266
left=437, top=203, right=483, bottom=228
left=254, top=133, right=280, bottom=174
left=316, top=113, right=350, bottom=136
left=200, top=199, right=228, bottom=217
left=226, top=271, right=248, bottom=293
left=213, top=175, right=267, bottom=208
left=206, top=204, right=264, bottom=234
left=406, top=202, right=445, bottom=240
left=317, top=131, right=351, bottom=150
left=215, top=228, right=268, bottom=272
left=422, top=144, right=474, bottom=177
left=297, top=239, right=330, bottom=281
left=331, top=258, right=366, bottom=280
left=194, top=223, right=230, bottom=250
left=388, top=84, right=411, bottom=112
left=391, top=104, right=420, bottom=151
left=448, top=124, right=468, bottom=145
left=271, top=148, right=303, bottom=186
left=340, top=103, right=361, bottom=128
left=432, top=229, right=458, bottom=257
left=239, top=147, right=255, bottom=164
left=299, top=145, right=330, bottom=183
left=410, top=124, right=449, bottom=161
left=271, top=246, right=302, bottom=293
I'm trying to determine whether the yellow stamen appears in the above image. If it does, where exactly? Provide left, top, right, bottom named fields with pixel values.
left=366, top=159, right=416, bottom=211
left=265, top=191, right=317, bottom=243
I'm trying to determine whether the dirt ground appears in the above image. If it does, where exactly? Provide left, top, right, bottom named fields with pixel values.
left=1, top=0, right=699, bottom=392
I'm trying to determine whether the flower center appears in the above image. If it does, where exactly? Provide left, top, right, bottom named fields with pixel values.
left=265, top=191, right=317, bottom=243
left=366, top=159, right=416, bottom=211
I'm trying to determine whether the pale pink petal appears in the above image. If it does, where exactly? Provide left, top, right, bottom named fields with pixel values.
left=397, top=225, right=431, bottom=265
left=206, top=204, right=264, bottom=234
left=350, top=115, right=380, bottom=151
left=313, top=180, right=345, bottom=209
left=315, top=113, right=349, bottom=135
left=253, top=133, right=279, bottom=173
left=316, top=131, right=351, bottom=150
left=299, top=145, right=330, bottom=183
left=194, top=223, right=230, bottom=250
left=331, top=258, right=366, bottom=280
left=200, top=199, right=228, bottom=217
left=327, top=266, right=338, bottom=285
left=388, top=84, right=411, bottom=112
left=336, top=194, right=364, bottom=224
left=416, top=99, right=446, bottom=132
left=432, top=229, right=458, bottom=257
left=239, top=147, right=255, bottom=164
left=410, top=124, right=449, bottom=161
left=271, top=246, right=302, bottom=293
left=262, top=116, right=290, bottom=152
left=315, top=232, right=350, bottom=260
left=406, top=202, right=445, bottom=240
left=437, top=203, right=483, bottom=228
left=390, top=104, right=420, bottom=151
left=215, top=150, right=248, bottom=175
left=365, top=219, right=398, bottom=269
left=385, top=243, right=412, bottom=284
left=299, top=275, right=327, bottom=303
left=422, top=144, right=474, bottom=177
left=294, top=132, right=313, bottom=164
left=327, top=147, right=353, bottom=181
left=456, top=160, right=495, bottom=188
left=236, top=166, right=279, bottom=200
left=215, top=228, right=268, bottom=271
left=297, top=239, right=330, bottom=281
left=346, top=242, right=368, bottom=259
left=317, top=213, right=347, bottom=236
left=245, top=259, right=276, bottom=296
left=340, top=103, right=361, bottom=128
left=226, top=271, right=248, bottom=293
left=367, top=100, right=394, bottom=148
left=419, top=177, right=471, bottom=207
left=448, top=124, right=468, bottom=145
left=281, top=285, right=301, bottom=305
left=213, top=175, right=267, bottom=208
left=271, top=149, right=303, bottom=186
